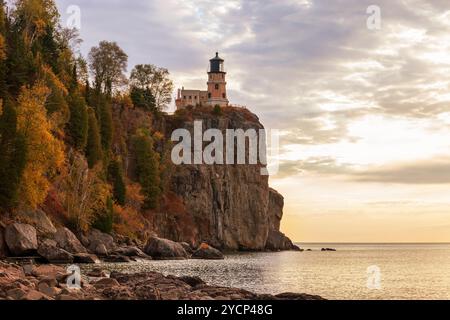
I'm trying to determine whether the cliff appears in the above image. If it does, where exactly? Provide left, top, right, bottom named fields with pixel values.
left=150, top=106, right=296, bottom=251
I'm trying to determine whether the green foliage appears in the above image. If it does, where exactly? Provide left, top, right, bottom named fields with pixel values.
left=133, top=132, right=161, bottom=209
left=89, top=41, right=128, bottom=94
left=0, top=100, right=27, bottom=209
left=92, top=196, right=114, bottom=234
left=98, top=96, right=113, bottom=152
left=85, top=108, right=102, bottom=168
left=108, top=159, right=126, bottom=206
left=67, top=90, right=88, bottom=150
left=130, top=86, right=156, bottom=112
left=213, top=104, right=222, bottom=116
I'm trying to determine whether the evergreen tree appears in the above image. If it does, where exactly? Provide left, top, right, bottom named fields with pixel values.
left=130, top=86, right=156, bottom=112
left=85, top=108, right=102, bottom=168
left=67, top=65, right=88, bottom=150
left=92, top=196, right=114, bottom=234
left=133, top=132, right=161, bottom=209
left=98, top=96, right=113, bottom=152
left=0, top=100, right=27, bottom=209
left=108, top=159, right=126, bottom=206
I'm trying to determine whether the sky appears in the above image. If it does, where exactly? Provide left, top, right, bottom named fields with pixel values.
left=54, top=0, right=450, bottom=243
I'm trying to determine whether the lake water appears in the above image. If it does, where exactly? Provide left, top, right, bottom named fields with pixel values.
left=82, top=243, right=450, bottom=300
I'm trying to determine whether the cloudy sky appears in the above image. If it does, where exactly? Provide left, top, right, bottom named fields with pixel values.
left=55, top=0, right=450, bottom=242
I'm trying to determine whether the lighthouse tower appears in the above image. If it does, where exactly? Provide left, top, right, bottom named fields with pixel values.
left=207, top=52, right=229, bottom=107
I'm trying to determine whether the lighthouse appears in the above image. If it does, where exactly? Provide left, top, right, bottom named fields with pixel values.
left=175, top=52, right=230, bottom=110
left=207, top=52, right=229, bottom=107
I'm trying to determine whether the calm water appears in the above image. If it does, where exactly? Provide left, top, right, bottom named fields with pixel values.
left=82, top=243, right=450, bottom=300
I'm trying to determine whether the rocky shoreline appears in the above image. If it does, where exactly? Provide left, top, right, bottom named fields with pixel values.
left=0, top=261, right=324, bottom=301
left=0, top=221, right=325, bottom=300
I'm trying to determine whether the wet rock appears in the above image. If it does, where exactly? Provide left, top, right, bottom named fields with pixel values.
left=321, top=248, right=336, bottom=252
left=144, top=236, right=188, bottom=260
left=37, top=239, right=74, bottom=264
left=103, top=254, right=132, bottom=263
left=265, top=230, right=298, bottom=251
left=178, top=276, right=206, bottom=288
left=180, top=242, right=194, bottom=254
left=191, top=243, right=224, bottom=260
left=87, top=268, right=109, bottom=278
left=4, top=223, right=38, bottom=256
left=73, top=253, right=100, bottom=264
left=275, top=292, right=326, bottom=300
left=54, top=227, right=87, bottom=254
left=113, top=246, right=149, bottom=259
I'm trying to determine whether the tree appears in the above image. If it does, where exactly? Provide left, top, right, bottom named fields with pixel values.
left=0, top=99, right=27, bottom=209
left=0, top=0, right=6, bottom=98
left=133, top=131, right=161, bottom=209
left=60, top=151, right=110, bottom=232
left=130, top=86, right=156, bottom=112
left=108, top=158, right=126, bottom=206
left=67, top=90, right=88, bottom=150
left=97, top=95, right=113, bottom=151
left=16, top=82, right=65, bottom=209
left=85, top=107, right=102, bottom=168
left=88, top=41, right=128, bottom=94
left=92, top=196, right=114, bottom=234
left=130, top=64, right=174, bottom=111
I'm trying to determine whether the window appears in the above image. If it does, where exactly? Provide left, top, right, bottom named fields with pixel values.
left=208, top=93, right=211, bottom=99
left=194, top=96, right=197, bottom=100
left=184, top=96, right=186, bottom=99
left=189, top=96, right=192, bottom=99
left=223, top=93, right=226, bottom=99
left=215, top=84, right=219, bottom=90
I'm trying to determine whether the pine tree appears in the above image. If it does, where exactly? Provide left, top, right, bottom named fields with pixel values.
left=108, top=159, right=126, bottom=206
left=0, top=100, right=27, bottom=209
left=85, top=108, right=102, bottom=168
left=98, top=96, right=113, bottom=152
left=67, top=65, right=88, bottom=150
left=133, top=132, right=161, bottom=209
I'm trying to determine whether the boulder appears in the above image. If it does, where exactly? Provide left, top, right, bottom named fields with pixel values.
left=73, top=253, right=100, bottom=264
left=265, top=230, right=298, bottom=251
left=144, top=237, right=188, bottom=260
left=0, top=224, right=10, bottom=258
left=54, top=228, right=87, bottom=254
left=19, top=209, right=57, bottom=235
left=37, top=239, right=74, bottom=264
left=94, top=244, right=108, bottom=256
left=87, top=229, right=115, bottom=253
left=113, top=246, right=150, bottom=259
left=103, top=254, right=132, bottom=263
left=4, top=223, right=38, bottom=256
left=93, top=278, right=120, bottom=289
left=180, top=242, right=194, bottom=254
left=191, top=243, right=224, bottom=260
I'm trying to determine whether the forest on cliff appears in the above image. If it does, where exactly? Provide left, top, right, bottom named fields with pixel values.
left=0, top=0, right=182, bottom=239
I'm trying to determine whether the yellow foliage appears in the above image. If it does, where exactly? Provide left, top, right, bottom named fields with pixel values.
left=0, top=35, right=5, bottom=60
left=16, top=82, right=65, bottom=209
left=113, top=204, right=145, bottom=239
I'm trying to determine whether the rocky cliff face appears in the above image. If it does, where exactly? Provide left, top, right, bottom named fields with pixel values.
left=154, top=107, right=294, bottom=251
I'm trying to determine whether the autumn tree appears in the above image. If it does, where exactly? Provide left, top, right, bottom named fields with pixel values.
left=88, top=41, right=128, bottom=95
left=60, top=151, right=110, bottom=232
left=16, top=82, right=65, bottom=208
left=85, top=108, right=102, bottom=168
left=130, top=64, right=174, bottom=111
left=133, top=130, right=161, bottom=209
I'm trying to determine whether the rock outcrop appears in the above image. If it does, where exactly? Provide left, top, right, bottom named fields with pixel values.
left=54, top=227, right=87, bottom=254
left=4, top=223, right=38, bottom=256
left=144, top=236, right=188, bottom=260
left=37, top=239, right=74, bottom=264
left=191, top=243, right=224, bottom=260
left=153, top=107, right=295, bottom=251
left=265, top=189, right=299, bottom=251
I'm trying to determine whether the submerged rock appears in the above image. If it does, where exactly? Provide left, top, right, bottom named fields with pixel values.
left=191, top=243, right=224, bottom=260
left=144, top=236, right=188, bottom=260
